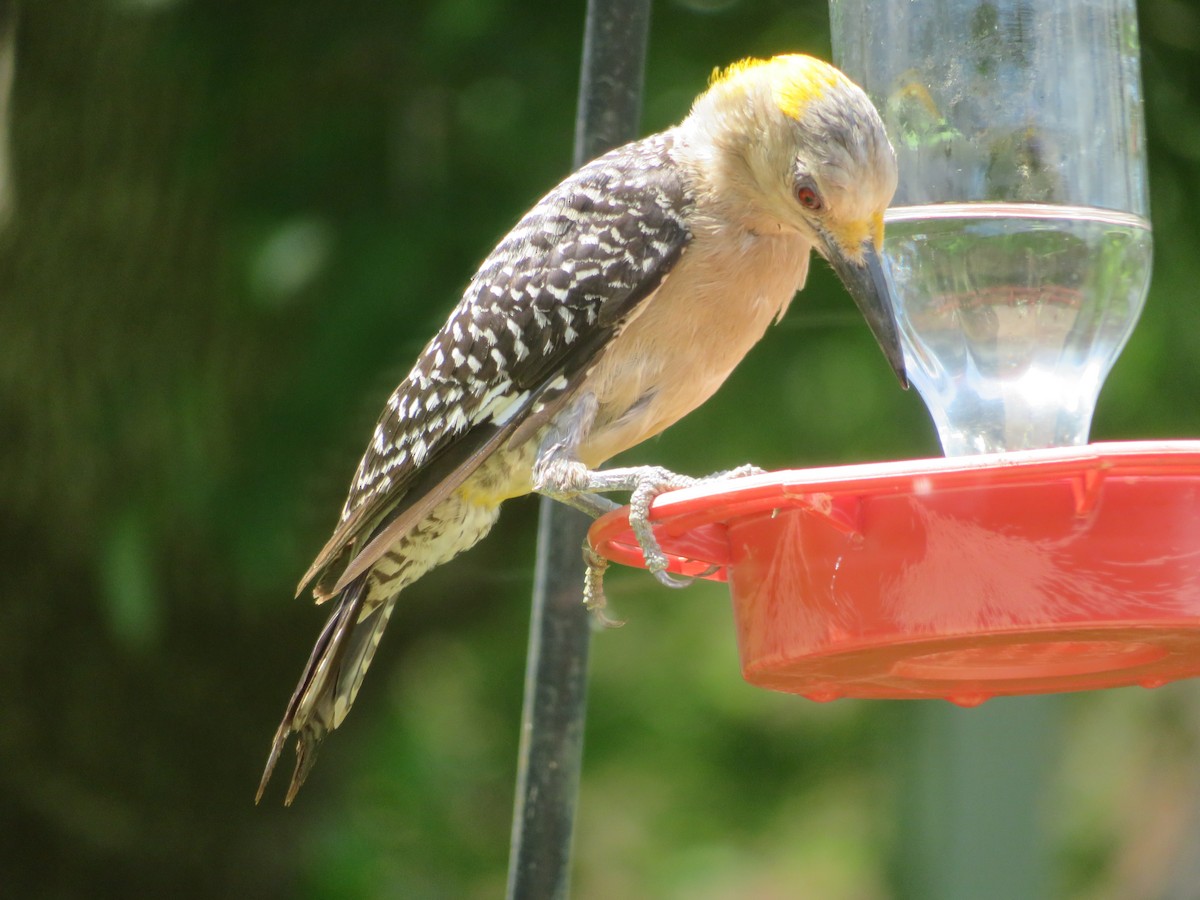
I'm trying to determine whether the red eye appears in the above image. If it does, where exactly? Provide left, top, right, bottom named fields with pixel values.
left=796, top=185, right=823, bottom=211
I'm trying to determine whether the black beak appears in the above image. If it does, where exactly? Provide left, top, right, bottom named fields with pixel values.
left=826, top=240, right=908, bottom=388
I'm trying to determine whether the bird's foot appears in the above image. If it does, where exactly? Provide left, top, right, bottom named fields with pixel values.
left=624, top=466, right=700, bottom=588
left=534, top=455, right=763, bottom=609
left=582, top=543, right=624, bottom=628
left=706, top=462, right=767, bottom=481
left=627, top=462, right=762, bottom=584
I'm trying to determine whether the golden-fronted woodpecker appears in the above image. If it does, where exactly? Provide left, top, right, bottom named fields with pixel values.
left=257, top=54, right=904, bottom=804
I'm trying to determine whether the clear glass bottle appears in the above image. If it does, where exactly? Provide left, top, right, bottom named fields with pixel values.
left=829, top=0, right=1151, bottom=455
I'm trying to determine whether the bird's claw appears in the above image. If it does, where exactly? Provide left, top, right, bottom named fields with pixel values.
left=627, top=463, right=753, bottom=590
left=652, top=568, right=693, bottom=589
left=707, top=462, right=766, bottom=481
left=573, top=461, right=757, bottom=614
left=583, top=544, right=624, bottom=627
left=627, top=466, right=696, bottom=586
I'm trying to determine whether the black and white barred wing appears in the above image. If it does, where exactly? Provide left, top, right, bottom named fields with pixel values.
left=299, top=133, right=694, bottom=598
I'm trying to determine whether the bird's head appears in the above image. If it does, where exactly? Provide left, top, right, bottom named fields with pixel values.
left=683, top=54, right=906, bottom=386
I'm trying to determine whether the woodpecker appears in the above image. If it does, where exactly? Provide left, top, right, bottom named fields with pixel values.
left=257, top=54, right=904, bottom=804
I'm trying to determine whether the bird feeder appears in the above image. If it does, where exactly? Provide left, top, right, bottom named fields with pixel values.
left=589, top=0, right=1200, bottom=703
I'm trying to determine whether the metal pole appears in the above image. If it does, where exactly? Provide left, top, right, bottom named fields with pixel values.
left=505, top=2, right=651, bottom=898
left=569, top=0, right=653, bottom=172
left=0, top=0, right=18, bottom=231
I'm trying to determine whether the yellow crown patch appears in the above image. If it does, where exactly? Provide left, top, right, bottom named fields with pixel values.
left=710, top=54, right=846, bottom=119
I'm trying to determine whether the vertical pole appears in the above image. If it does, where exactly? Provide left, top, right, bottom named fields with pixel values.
left=894, top=697, right=1058, bottom=900
left=504, top=502, right=592, bottom=900
left=505, top=2, right=651, bottom=898
left=569, top=0, right=653, bottom=172
left=0, top=0, right=17, bottom=230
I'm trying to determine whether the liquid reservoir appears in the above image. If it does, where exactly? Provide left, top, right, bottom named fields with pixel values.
left=830, top=0, right=1151, bottom=455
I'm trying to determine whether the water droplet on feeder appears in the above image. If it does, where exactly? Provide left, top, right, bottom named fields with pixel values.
left=948, top=692, right=990, bottom=708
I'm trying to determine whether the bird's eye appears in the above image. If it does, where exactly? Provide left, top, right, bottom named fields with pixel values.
left=795, top=184, right=823, bottom=211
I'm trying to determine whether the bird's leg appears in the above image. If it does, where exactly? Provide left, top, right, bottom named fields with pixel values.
left=536, top=454, right=701, bottom=606
left=534, top=394, right=724, bottom=618
left=545, top=485, right=625, bottom=626
left=552, top=489, right=621, bottom=520
left=549, top=459, right=765, bottom=595
left=542, top=458, right=766, bottom=593
left=581, top=544, right=624, bottom=628
left=568, top=463, right=700, bottom=585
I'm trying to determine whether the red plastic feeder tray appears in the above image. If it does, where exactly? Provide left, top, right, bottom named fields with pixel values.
left=588, top=441, right=1200, bottom=704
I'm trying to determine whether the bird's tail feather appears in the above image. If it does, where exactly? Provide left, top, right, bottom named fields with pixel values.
left=257, top=577, right=393, bottom=805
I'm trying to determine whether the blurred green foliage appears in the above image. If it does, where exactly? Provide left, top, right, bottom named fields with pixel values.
left=5, top=1, right=1200, bottom=897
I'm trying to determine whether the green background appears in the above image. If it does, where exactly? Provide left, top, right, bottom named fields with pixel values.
left=6, top=1, right=1200, bottom=897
